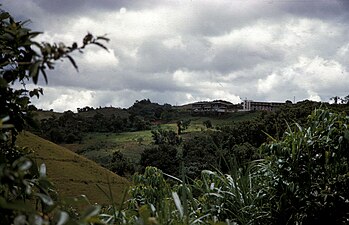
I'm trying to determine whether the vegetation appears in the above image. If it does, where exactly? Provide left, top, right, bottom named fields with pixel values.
left=0, top=7, right=117, bottom=224
left=34, top=99, right=183, bottom=144
left=2, top=5, right=349, bottom=225
left=106, top=108, right=349, bottom=224
left=16, top=132, right=129, bottom=205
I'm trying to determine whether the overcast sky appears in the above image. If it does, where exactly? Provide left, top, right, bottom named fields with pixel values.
left=3, top=0, right=349, bottom=111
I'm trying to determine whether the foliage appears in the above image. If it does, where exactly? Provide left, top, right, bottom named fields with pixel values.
left=122, top=108, right=349, bottom=225
left=3, top=5, right=349, bottom=225
left=0, top=10, right=108, bottom=142
left=203, top=120, right=212, bottom=129
left=38, top=106, right=154, bottom=143
left=330, top=94, right=349, bottom=104
left=177, top=119, right=191, bottom=135
left=128, top=99, right=173, bottom=122
left=108, top=150, right=135, bottom=176
left=151, top=128, right=181, bottom=145
left=140, top=144, right=180, bottom=176
left=0, top=7, right=109, bottom=224
left=261, top=109, right=349, bottom=224
left=181, top=133, right=222, bottom=179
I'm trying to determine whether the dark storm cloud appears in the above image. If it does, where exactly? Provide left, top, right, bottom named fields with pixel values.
left=40, top=59, right=192, bottom=94
left=275, top=0, right=349, bottom=21
left=209, top=44, right=285, bottom=73
left=2, top=0, right=349, bottom=111
left=133, top=37, right=212, bottom=73
left=32, top=0, right=161, bottom=15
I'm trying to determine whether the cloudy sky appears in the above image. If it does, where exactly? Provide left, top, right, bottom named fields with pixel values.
left=3, top=0, right=349, bottom=111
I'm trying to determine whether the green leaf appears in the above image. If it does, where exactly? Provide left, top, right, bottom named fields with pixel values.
left=56, top=211, right=69, bottom=225
left=92, top=42, right=109, bottom=52
left=0, top=12, right=10, bottom=20
left=30, top=60, right=41, bottom=84
left=35, top=193, right=54, bottom=206
left=83, top=33, right=93, bottom=45
left=96, top=36, right=110, bottom=42
left=17, top=159, right=32, bottom=170
left=29, top=89, right=40, bottom=98
left=39, top=163, right=46, bottom=177
left=39, top=67, right=48, bottom=84
left=66, top=55, right=78, bottom=71
left=28, top=31, right=43, bottom=38
left=38, top=179, right=54, bottom=190
left=17, top=96, right=30, bottom=107
left=172, top=192, right=184, bottom=218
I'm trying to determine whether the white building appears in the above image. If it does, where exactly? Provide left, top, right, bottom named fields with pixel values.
left=243, top=100, right=285, bottom=111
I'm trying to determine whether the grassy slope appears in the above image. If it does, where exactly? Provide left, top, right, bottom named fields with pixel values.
left=32, top=110, right=62, bottom=120
left=17, top=132, right=130, bottom=205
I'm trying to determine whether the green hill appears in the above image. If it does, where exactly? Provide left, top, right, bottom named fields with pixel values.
left=17, top=132, right=130, bottom=205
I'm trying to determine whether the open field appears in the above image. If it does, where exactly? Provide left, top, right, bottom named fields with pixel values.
left=63, top=130, right=155, bottom=162
left=186, top=111, right=262, bottom=125
left=17, top=132, right=130, bottom=205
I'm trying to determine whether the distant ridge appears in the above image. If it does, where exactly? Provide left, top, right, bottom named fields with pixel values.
left=17, top=132, right=130, bottom=205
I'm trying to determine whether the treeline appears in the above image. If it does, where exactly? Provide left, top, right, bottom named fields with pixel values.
left=36, top=99, right=180, bottom=143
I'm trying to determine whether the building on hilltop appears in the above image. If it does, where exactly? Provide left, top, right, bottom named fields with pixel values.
left=188, top=99, right=287, bottom=114
left=242, top=99, right=286, bottom=111
left=191, top=100, right=240, bottom=114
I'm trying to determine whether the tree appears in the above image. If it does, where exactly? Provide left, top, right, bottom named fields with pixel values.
left=330, top=96, right=341, bottom=104
left=341, top=94, right=349, bottom=104
left=0, top=10, right=109, bottom=144
left=151, top=128, right=180, bottom=145
left=140, top=144, right=179, bottom=176
left=176, top=119, right=191, bottom=134
left=0, top=7, right=109, bottom=224
left=203, top=119, right=213, bottom=129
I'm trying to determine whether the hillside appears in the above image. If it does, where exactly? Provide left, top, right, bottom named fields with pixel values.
left=16, top=132, right=130, bottom=205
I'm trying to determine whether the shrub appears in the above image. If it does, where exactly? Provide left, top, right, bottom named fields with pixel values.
left=140, top=144, right=179, bottom=176
left=108, top=150, right=135, bottom=176
left=261, top=109, right=349, bottom=224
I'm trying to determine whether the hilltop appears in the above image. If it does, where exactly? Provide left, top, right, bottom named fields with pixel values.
left=17, top=132, right=130, bottom=205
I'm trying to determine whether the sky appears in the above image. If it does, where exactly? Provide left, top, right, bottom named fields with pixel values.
left=2, top=0, right=349, bottom=111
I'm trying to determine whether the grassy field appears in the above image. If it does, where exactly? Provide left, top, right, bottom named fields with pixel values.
left=186, top=111, right=262, bottom=125
left=17, top=132, right=130, bottom=205
left=63, top=123, right=178, bottom=163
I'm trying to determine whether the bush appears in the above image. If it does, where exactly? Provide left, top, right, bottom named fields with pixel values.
left=261, top=109, right=349, bottom=224
left=108, top=150, right=135, bottom=176
left=182, top=133, right=221, bottom=178
left=140, top=144, right=179, bottom=176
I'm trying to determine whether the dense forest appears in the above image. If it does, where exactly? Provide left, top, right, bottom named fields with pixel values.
left=2, top=7, right=349, bottom=225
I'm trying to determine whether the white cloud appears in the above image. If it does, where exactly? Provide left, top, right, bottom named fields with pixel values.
left=3, top=0, right=349, bottom=111
left=31, top=87, right=97, bottom=112
left=307, top=90, right=322, bottom=102
left=257, top=73, right=280, bottom=94
left=162, top=36, right=186, bottom=50
left=83, top=49, right=119, bottom=67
